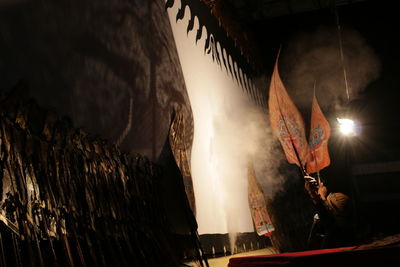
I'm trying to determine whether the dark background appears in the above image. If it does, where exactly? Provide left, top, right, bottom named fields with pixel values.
left=252, top=0, right=400, bottom=168
left=0, top=0, right=192, bottom=161
left=249, top=0, right=400, bottom=246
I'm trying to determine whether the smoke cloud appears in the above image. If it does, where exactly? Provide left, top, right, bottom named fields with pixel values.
left=213, top=90, right=286, bottom=192
left=280, top=26, right=381, bottom=110
left=210, top=79, right=286, bottom=252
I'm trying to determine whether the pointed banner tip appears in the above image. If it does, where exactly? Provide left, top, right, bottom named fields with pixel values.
left=268, top=50, right=309, bottom=169
left=306, top=91, right=331, bottom=174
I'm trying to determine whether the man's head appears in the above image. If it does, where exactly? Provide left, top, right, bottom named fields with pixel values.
left=326, top=192, right=351, bottom=217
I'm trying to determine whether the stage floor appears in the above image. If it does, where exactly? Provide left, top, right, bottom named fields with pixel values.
left=186, top=234, right=400, bottom=266
left=185, top=247, right=278, bottom=267
left=228, top=244, right=400, bottom=266
left=208, top=248, right=278, bottom=267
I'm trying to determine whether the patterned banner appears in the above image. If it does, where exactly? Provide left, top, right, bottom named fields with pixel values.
left=306, top=92, right=331, bottom=174
left=248, top=161, right=275, bottom=236
left=268, top=54, right=309, bottom=167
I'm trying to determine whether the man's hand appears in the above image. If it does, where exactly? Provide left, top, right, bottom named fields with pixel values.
left=317, top=182, right=328, bottom=201
left=304, top=175, right=317, bottom=185
left=304, top=175, right=319, bottom=203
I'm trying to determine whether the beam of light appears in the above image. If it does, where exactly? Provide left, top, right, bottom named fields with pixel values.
left=167, top=3, right=254, bottom=239
left=337, top=118, right=357, bottom=136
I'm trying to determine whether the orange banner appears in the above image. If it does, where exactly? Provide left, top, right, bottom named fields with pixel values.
left=248, top=161, right=275, bottom=236
left=268, top=55, right=309, bottom=167
left=306, top=93, right=331, bottom=174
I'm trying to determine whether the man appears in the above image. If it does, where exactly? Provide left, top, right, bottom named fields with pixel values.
left=304, top=175, right=353, bottom=248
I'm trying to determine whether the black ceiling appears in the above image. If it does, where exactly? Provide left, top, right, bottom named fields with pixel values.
left=225, top=0, right=369, bottom=21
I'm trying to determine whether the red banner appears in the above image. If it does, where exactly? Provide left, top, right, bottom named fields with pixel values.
left=268, top=55, right=309, bottom=167
left=248, top=161, right=274, bottom=236
left=306, top=93, right=331, bottom=174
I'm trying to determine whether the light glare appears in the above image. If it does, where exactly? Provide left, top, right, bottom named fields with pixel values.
left=337, top=118, right=355, bottom=135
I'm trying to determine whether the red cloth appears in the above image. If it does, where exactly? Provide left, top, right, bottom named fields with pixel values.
left=268, top=53, right=309, bottom=167
left=306, top=92, right=331, bottom=174
left=228, top=245, right=400, bottom=266
left=248, top=161, right=274, bottom=236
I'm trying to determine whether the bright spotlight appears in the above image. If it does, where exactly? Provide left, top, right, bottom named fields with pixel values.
left=337, top=118, right=357, bottom=136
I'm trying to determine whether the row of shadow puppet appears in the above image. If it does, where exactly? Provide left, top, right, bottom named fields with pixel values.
left=0, top=85, right=201, bottom=267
